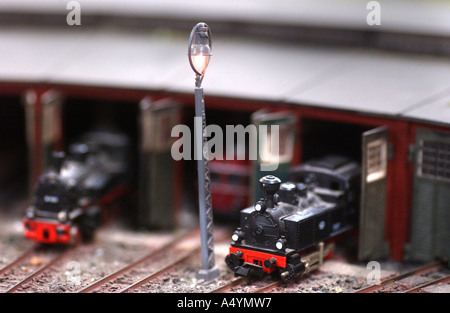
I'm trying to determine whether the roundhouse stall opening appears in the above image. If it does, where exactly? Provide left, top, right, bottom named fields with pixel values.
left=22, top=95, right=141, bottom=243
left=64, top=98, right=138, bottom=150
left=224, top=108, right=397, bottom=280
left=62, top=95, right=180, bottom=230
left=0, top=95, right=28, bottom=205
left=293, top=114, right=393, bottom=262
left=299, top=118, right=370, bottom=164
left=63, top=96, right=139, bottom=219
left=21, top=87, right=186, bottom=242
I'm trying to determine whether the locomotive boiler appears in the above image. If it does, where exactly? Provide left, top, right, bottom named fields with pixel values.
left=225, top=156, right=360, bottom=281
left=23, top=131, right=132, bottom=244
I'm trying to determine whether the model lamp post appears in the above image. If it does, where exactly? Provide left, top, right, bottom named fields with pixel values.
left=188, top=22, right=220, bottom=283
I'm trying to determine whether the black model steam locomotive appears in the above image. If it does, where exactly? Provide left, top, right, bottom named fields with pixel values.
left=225, top=156, right=360, bottom=281
left=23, top=131, right=131, bottom=244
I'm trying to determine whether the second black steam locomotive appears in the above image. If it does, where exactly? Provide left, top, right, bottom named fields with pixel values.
left=23, top=131, right=132, bottom=244
left=225, top=156, right=360, bottom=281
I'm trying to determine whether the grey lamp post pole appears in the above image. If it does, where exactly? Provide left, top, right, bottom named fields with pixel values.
left=188, top=22, right=220, bottom=283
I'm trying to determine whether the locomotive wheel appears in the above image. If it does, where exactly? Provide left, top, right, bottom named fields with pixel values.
left=225, top=255, right=235, bottom=271
left=78, top=207, right=102, bottom=242
left=78, top=217, right=97, bottom=242
left=280, top=256, right=306, bottom=281
left=79, top=224, right=95, bottom=242
left=69, top=226, right=82, bottom=246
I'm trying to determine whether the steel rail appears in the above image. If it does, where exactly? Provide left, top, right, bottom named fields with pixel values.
left=252, top=281, right=282, bottom=293
left=0, top=246, right=35, bottom=276
left=355, top=261, right=443, bottom=293
left=78, top=229, right=199, bottom=293
left=5, top=248, right=73, bottom=293
left=404, top=274, right=450, bottom=293
left=118, top=230, right=231, bottom=293
left=119, top=247, right=201, bottom=293
left=209, top=277, right=246, bottom=293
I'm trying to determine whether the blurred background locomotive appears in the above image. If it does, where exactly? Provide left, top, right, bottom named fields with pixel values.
left=23, top=130, right=132, bottom=244
left=225, top=156, right=361, bottom=281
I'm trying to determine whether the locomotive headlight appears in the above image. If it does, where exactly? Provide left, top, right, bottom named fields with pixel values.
left=254, top=200, right=267, bottom=213
left=58, top=211, right=68, bottom=223
left=26, top=207, right=35, bottom=219
left=275, top=237, right=287, bottom=250
left=231, top=228, right=244, bottom=243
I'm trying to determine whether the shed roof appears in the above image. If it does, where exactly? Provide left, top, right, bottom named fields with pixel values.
left=0, top=26, right=449, bottom=125
left=1, top=0, right=449, bottom=37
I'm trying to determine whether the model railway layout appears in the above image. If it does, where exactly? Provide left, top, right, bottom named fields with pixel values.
left=0, top=215, right=448, bottom=293
left=0, top=0, right=449, bottom=296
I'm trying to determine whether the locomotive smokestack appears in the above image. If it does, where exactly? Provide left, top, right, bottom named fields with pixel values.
left=278, top=182, right=298, bottom=205
left=52, top=151, right=66, bottom=173
left=259, top=175, right=281, bottom=209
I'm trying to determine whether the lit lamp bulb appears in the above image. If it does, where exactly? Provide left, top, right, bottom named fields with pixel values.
left=190, top=44, right=211, bottom=75
left=188, top=23, right=212, bottom=77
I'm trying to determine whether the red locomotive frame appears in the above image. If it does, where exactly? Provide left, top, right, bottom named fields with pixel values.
left=23, top=184, right=129, bottom=244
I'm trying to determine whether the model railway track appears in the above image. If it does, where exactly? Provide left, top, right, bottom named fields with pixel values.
left=4, top=247, right=74, bottom=293
left=215, top=261, right=449, bottom=294
left=214, top=272, right=309, bottom=293
left=120, top=247, right=201, bottom=293
left=120, top=229, right=232, bottom=293
left=78, top=229, right=199, bottom=293
left=0, top=203, right=34, bottom=277
left=0, top=226, right=231, bottom=293
left=211, top=277, right=296, bottom=294
left=355, top=261, right=446, bottom=293
left=77, top=227, right=231, bottom=293
left=210, top=277, right=246, bottom=293
left=0, top=247, right=35, bottom=276
left=252, top=281, right=282, bottom=293
left=210, top=275, right=295, bottom=293
left=404, top=274, right=450, bottom=293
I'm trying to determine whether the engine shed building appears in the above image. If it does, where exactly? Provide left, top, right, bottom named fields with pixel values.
left=0, top=0, right=449, bottom=264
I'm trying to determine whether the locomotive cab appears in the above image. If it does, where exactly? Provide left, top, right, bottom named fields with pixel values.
left=290, top=155, right=360, bottom=217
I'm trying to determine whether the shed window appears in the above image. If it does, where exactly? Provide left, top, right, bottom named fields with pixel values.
left=366, top=138, right=387, bottom=183
left=418, top=140, right=450, bottom=182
